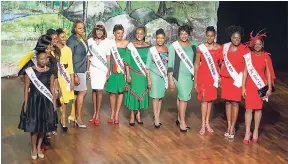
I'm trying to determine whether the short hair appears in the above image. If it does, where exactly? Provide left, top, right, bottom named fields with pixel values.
left=34, top=35, right=52, bottom=52
left=178, top=25, right=192, bottom=36
left=56, top=28, right=65, bottom=35
left=92, top=24, right=107, bottom=40
left=113, top=24, right=124, bottom=33
left=226, top=25, right=244, bottom=38
left=206, top=26, right=216, bottom=33
left=156, top=28, right=165, bottom=37
left=71, top=19, right=85, bottom=35
left=46, top=29, right=57, bottom=36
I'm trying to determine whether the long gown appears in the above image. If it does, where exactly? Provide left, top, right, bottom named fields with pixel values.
left=124, top=47, right=150, bottom=110
left=220, top=43, right=250, bottom=101
left=245, top=51, right=275, bottom=110
left=146, top=50, right=169, bottom=99
left=168, top=41, right=198, bottom=101
left=196, top=48, right=222, bottom=101
left=18, top=68, right=57, bottom=132
left=105, top=48, right=130, bottom=93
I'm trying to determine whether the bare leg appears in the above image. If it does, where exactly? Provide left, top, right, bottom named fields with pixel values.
left=206, top=102, right=213, bottom=132
left=225, top=102, right=232, bottom=134
left=61, top=103, right=67, bottom=125
left=31, top=132, right=38, bottom=156
left=92, top=90, right=97, bottom=118
left=130, top=110, right=135, bottom=123
left=76, top=91, right=87, bottom=124
left=244, top=109, right=253, bottom=140
left=137, top=110, right=142, bottom=122
left=157, top=99, right=162, bottom=123
left=177, top=99, right=180, bottom=121
left=69, top=98, right=76, bottom=119
left=109, top=93, right=116, bottom=119
left=179, top=100, right=188, bottom=130
left=253, top=110, right=262, bottom=139
left=230, top=101, right=239, bottom=135
left=200, top=101, right=207, bottom=134
left=115, top=93, right=124, bottom=121
left=153, top=98, right=160, bottom=125
left=96, top=90, right=103, bottom=120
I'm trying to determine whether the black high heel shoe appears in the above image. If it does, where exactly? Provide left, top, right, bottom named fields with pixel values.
left=176, top=120, right=190, bottom=130
left=153, top=116, right=162, bottom=126
left=135, top=111, right=143, bottom=125
left=154, top=122, right=161, bottom=128
left=60, top=119, right=68, bottom=132
left=180, top=127, right=188, bottom=133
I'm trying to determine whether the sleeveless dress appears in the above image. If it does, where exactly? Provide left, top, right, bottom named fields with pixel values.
left=220, top=44, right=250, bottom=101
left=124, top=47, right=150, bottom=110
left=196, top=48, right=221, bottom=101
left=146, top=50, right=168, bottom=99
left=18, top=68, right=57, bottom=132
left=245, top=52, right=275, bottom=110
left=105, top=48, right=129, bottom=93
left=168, top=41, right=198, bottom=101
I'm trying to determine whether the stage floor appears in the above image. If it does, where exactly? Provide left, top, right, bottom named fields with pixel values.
left=2, top=72, right=288, bottom=164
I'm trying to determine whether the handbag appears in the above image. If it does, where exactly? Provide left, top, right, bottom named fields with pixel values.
left=257, top=85, right=275, bottom=98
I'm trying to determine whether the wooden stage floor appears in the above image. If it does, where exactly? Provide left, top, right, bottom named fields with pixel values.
left=2, top=72, right=288, bottom=164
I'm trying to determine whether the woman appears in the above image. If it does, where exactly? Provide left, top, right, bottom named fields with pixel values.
left=146, top=28, right=168, bottom=128
left=221, top=25, right=250, bottom=139
left=168, top=25, right=198, bottom=132
left=242, top=30, right=275, bottom=144
left=56, top=28, right=75, bottom=131
left=87, top=22, right=111, bottom=125
left=194, top=26, right=222, bottom=135
left=18, top=51, right=57, bottom=160
left=105, top=24, right=131, bottom=124
left=67, top=19, right=88, bottom=128
left=124, top=26, right=151, bottom=126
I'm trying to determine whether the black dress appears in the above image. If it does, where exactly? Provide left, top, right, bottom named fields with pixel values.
left=18, top=68, right=57, bottom=132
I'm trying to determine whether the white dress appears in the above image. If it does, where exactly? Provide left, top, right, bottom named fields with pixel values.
left=87, top=38, right=111, bottom=90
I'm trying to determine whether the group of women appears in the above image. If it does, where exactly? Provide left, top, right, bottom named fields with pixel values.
left=17, top=19, right=275, bottom=160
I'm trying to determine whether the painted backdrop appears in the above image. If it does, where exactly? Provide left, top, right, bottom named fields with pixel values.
left=1, top=1, right=219, bottom=77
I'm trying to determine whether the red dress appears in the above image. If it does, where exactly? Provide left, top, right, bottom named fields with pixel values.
left=196, top=48, right=222, bottom=101
left=220, top=43, right=250, bottom=101
left=245, top=52, right=275, bottom=110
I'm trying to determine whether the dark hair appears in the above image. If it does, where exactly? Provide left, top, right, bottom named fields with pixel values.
left=178, top=25, right=192, bottom=36
left=56, top=28, right=65, bottom=35
left=206, top=26, right=216, bottom=33
left=135, top=26, right=146, bottom=41
left=34, top=35, right=52, bottom=52
left=156, top=28, right=165, bottom=36
left=71, top=19, right=85, bottom=35
left=46, top=28, right=57, bottom=36
left=226, top=25, right=244, bottom=38
left=113, top=24, right=124, bottom=33
left=92, top=24, right=107, bottom=40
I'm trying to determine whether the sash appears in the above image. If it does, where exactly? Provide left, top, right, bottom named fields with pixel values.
left=25, top=67, right=53, bottom=103
left=88, top=44, right=108, bottom=71
left=149, top=46, right=168, bottom=89
left=79, top=39, right=88, bottom=53
left=198, top=44, right=219, bottom=88
left=244, top=53, right=268, bottom=102
left=223, top=42, right=243, bottom=88
left=57, top=62, right=71, bottom=91
left=172, top=41, right=194, bottom=76
left=110, top=40, right=125, bottom=74
left=127, top=43, right=147, bottom=76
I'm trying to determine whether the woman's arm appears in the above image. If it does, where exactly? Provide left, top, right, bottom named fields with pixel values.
left=194, top=50, right=201, bottom=92
left=106, top=55, right=111, bottom=80
left=242, top=64, right=248, bottom=98
left=50, top=74, right=56, bottom=111
left=167, top=45, right=175, bottom=89
left=265, top=59, right=272, bottom=97
left=24, top=74, right=30, bottom=112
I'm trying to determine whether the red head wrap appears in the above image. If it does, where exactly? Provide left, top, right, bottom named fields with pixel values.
left=246, top=29, right=267, bottom=48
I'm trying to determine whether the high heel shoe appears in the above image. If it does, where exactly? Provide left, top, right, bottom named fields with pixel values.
left=176, top=120, right=190, bottom=130
left=75, top=121, right=87, bottom=128
left=180, top=127, right=188, bottom=133
left=154, top=122, right=161, bottom=129
left=252, top=133, right=259, bottom=143
left=135, top=112, right=143, bottom=125
left=107, top=117, right=114, bottom=123
left=153, top=116, right=162, bottom=126
left=228, top=129, right=236, bottom=139
left=37, top=150, right=44, bottom=159
left=31, top=151, right=37, bottom=160
left=114, top=119, right=120, bottom=124
left=199, top=124, right=206, bottom=135
left=206, top=122, right=214, bottom=135
left=243, top=132, right=252, bottom=145
left=68, top=116, right=75, bottom=124
left=89, top=117, right=96, bottom=123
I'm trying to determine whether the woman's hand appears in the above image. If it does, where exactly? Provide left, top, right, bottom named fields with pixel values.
left=86, top=71, right=91, bottom=80
left=242, top=87, right=246, bottom=99
left=266, top=88, right=272, bottom=97
left=127, top=75, right=132, bottom=84
left=147, top=80, right=152, bottom=90
left=106, top=72, right=110, bottom=80
left=24, top=104, right=27, bottom=113
left=169, top=79, right=175, bottom=89
left=70, top=82, right=75, bottom=91
left=194, top=83, right=198, bottom=92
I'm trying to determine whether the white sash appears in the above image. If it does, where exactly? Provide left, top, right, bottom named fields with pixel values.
left=88, top=44, right=108, bottom=71
left=149, top=46, right=168, bottom=89
left=110, top=40, right=125, bottom=74
left=80, top=39, right=88, bottom=52
left=244, top=53, right=268, bottom=101
left=223, top=42, right=243, bottom=88
left=25, top=67, right=53, bottom=103
left=172, top=41, right=194, bottom=75
left=198, top=44, right=219, bottom=88
left=127, top=43, right=147, bottom=76
left=57, top=63, right=71, bottom=91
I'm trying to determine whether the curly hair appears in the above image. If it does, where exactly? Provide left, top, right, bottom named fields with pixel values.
left=71, top=19, right=85, bottom=35
left=226, top=25, right=244, bottom=38
left=178, top=25, right=193, bottom=36
left=206, top=26, right=216, bottom=33
left=92, top=24, right=107, bottom=40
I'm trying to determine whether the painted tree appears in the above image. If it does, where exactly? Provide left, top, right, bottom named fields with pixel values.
left=125, top=1, right=132, bottom=14
left=157, top=1, right=167, bottom=17
left=50, top=1, right=54, bottom=9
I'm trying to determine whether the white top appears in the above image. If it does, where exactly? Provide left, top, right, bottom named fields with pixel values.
left=87, top=38, right=111, bottom=71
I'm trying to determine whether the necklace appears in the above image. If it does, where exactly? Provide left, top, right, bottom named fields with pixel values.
left=36, top=65, right=47, bottom=71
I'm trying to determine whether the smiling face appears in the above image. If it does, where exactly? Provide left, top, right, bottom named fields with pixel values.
left=231, top=32, right=241, bottom=46
left=96, top=29, right=104, bottom=39
left=58, top=32, right=67, bottom=45
left=254, top=39, right=263, bottom=52
left=179, top=31, right=189, bottom=42
left=136, top=28, right=145, bottom=41
left=206, top=31, right=215, bottom=44
left=156, top=34, right=165, bottom=46
left=114, top=29, right=124, bottom=40
left=75, top=22, right=85, bottom=36
left=37, top=52, right=48, bottom=67
left=50, top=34, right=58, bottom=46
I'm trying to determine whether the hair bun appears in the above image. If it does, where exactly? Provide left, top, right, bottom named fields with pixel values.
left=156, top=28, right=165, bottom=36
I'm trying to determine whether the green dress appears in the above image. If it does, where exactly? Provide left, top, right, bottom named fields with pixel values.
left=168, top=41, right=198, bottom=101
left=146, top=49, right=169, bottom=99
left=124, top=47, right=150, bottom=110
left=105, top=48, right=129, bottom=93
